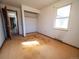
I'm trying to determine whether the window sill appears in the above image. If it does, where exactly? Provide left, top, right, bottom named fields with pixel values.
left=54, top=28, right=68, bottom=31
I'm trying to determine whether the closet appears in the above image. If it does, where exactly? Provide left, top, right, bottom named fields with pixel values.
left=24, top=11, right=38, bottom=34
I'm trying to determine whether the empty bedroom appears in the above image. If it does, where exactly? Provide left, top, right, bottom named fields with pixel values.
left=0, top=0, right=79, bottom=59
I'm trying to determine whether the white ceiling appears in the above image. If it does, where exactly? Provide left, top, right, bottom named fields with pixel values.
left=2, top=0, right=59, bottom=9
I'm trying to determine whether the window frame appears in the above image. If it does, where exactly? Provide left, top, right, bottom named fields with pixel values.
left=54, top=4, right=71, bottom=31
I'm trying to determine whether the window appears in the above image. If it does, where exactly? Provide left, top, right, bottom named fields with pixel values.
left=54, top=5, right=71, bottom=30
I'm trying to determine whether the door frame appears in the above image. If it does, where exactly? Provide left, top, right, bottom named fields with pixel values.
left=7, top=9, right=19, bottom=35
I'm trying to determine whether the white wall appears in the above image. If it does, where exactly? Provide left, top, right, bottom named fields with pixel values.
left=38, top=0, right=79, bottom=47
left=0, top=13, right=5, bottom=47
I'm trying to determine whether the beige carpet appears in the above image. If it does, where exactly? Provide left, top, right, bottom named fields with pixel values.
left=0, top=33, right=79, bottom=59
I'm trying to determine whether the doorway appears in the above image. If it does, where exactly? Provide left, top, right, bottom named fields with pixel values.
left=7, top=10, right=19, bottom=36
